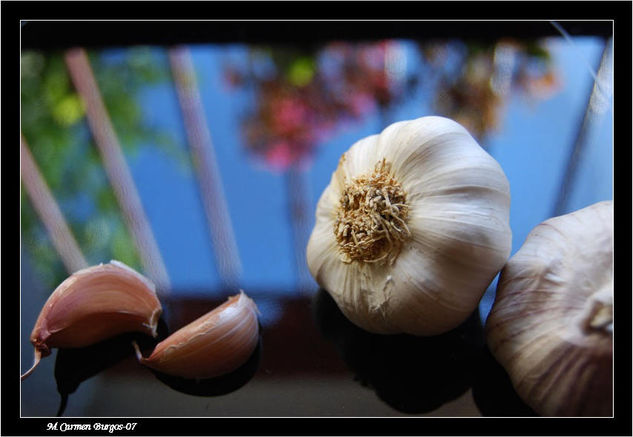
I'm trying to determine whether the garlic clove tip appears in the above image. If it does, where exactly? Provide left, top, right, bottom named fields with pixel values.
left=20, top=349, right=43, bottom=381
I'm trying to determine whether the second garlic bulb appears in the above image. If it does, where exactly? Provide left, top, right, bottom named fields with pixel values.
left=306, top=116, right=512, bottom=336
left=486, top=201, right=613, bottom=416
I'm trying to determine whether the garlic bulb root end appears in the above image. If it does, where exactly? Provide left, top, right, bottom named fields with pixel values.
left=334, top=158, right=411, bottom=266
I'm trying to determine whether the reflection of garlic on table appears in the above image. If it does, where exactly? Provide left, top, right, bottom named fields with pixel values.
left=307, top=116, right=512, bottom=336
left=22, top=261, right=162, bottom=380
left=486, top=201, right=613, bottom=416
left=134, top=291, right=260, bottom=379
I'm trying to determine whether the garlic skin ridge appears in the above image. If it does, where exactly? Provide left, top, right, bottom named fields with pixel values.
left=134, top=291, right=260, bottom=380
left=486, top=201, right=613, bottom=417
left=306, top=116, right=512, bottom=336
left=22, top=260, right=162, bottom=381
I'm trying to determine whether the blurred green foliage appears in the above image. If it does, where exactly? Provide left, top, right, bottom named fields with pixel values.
left=21, top=48, right=182, bottom=292
left=287, top=56, right=316, bottom=87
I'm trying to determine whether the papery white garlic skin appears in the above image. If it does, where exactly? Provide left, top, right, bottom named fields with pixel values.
left=486, top=201, right=613, bottom=416
left=22, top=260, right=162, bottom=380
left=306, top=116, right=512, bottom=336
left=135, top=291, right=259, bottom=379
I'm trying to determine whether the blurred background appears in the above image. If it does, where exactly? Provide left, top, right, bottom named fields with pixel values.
left=20, top=20, right=613, bottom=417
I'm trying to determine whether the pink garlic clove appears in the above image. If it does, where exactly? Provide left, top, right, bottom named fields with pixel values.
left=22, top=260, right=162, bottom=381
left=134, top=291, right=259, bottom=380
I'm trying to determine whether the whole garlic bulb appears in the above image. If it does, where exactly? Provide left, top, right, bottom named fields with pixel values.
left=486, top=201, right=613, bottom=416
left=306, top=116, right=512, bottom=336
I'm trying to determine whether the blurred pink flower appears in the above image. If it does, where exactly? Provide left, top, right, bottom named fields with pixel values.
left=264, top=140, right=314, bottom=171
left=348, top=92, right=375, bottom=116
left=272, top=97, right=307, bottom=134
left=265, top=141, right=294, bottom=171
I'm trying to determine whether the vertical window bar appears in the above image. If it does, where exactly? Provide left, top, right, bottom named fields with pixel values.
left=168, top=46, right=242, bottom=290
left=285, top=166, right=313, bottom=293
left=20, top=134, right=89, bottom=273
left=552, top=38, right=613, bottom=217
left=64, top=48, right=171, bottom=294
